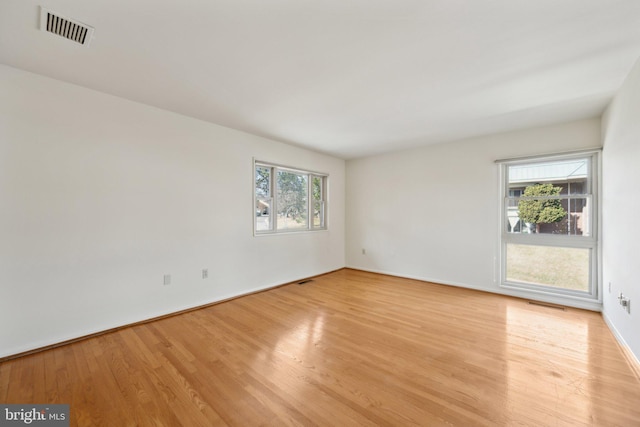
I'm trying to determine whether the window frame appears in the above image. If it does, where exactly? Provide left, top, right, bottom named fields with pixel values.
left=498, top=149, right=601, bottom=301
left=254, top=160, right=328, bottom=235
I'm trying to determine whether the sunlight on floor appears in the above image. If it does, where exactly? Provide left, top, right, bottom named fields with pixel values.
left=506, top=305, right=590, bottom=424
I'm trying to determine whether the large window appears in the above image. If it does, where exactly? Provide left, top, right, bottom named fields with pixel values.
left=499, top=151, right=600, bottom=300
left=255, top=161, right=327, bottom=234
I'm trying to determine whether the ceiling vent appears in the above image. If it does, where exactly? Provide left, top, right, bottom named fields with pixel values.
left=39, top=7, right=94, bottom=47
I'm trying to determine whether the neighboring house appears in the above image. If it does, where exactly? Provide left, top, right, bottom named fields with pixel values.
left=256, top=199, right=270, bottom=216
left=507, top=160, right=589, bottom=235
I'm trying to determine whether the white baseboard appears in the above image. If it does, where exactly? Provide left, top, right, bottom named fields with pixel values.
left=345, top=265, right=603, bottom=311
left=602, top=312, right=640, bottom=380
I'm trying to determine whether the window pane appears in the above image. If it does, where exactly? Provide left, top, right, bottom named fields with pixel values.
left=255, top=166, right=272, bottom=231
left=255, top=166, right=270, bottom=197
left=507, top=158, right=590, bottom=236
left=506, top=244, right=590, bottom=292
left=312, top=176, right=323, bottom=228
left=508, top=159, right=589, bottom=192
left=313, top=201, right=323, bottom=227
left=276, top=171, right=308, bottom=230
left=256, top=197, right=271, bottom=231
left=506, top=197, right=590, bottom=236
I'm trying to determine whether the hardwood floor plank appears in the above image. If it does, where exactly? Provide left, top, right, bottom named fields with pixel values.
left=2, top=269, right=640, bottom=426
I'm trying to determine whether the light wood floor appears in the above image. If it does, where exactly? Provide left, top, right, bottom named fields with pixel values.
left=1, top=269, right=639, bottom=426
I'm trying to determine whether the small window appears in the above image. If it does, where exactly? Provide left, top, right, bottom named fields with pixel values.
left=255, top=161, right=328, bottom=234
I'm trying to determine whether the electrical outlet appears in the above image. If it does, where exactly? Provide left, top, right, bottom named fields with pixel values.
left=163, top=274, right=171, bottom=286
left=362, top=248, right=366, bottom=255
left=618, top=292, right=631, bottom=314
left=608, top=282, right=611, bottom=293
left=202, top=269, right=208, bottom=279
left=622, top=298, right=631, bottom=314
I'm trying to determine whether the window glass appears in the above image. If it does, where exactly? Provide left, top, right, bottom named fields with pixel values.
left=255, top=166, right=272, bottom=231
left=500, top=153, right=598, bottom=299
left=276, top=170, right=308, bottom=231
left=506, top=159, right=590, bottom=236
left=312, top=175, right=324, bottom=228
left=254, top=162, right=327, bottom=234
left=506, top=244, right=590, bottom=292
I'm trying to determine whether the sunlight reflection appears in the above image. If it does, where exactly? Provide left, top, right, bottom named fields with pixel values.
left=506, top=305, right=590, bottom=423
left=276, top=312, right=326, bottom=356
left=251, top=312, right=326, bottom=392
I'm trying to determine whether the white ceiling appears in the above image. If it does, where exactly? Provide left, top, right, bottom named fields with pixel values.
left=2, top=1, right=640, bottom=159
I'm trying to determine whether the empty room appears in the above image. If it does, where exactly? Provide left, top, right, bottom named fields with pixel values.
left=1, top=1, right=639, bottom=426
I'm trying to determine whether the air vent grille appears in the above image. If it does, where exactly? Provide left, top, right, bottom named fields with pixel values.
left=528, top=301, right=566, bottom=311
left=40, top=7, right=94, bottom=46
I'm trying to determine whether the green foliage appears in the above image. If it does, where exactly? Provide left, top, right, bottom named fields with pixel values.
left=255, top=167, right=270, bottom=197
left=518, top=183, right=566, bottom=232
left=312, top=176, right=322, bottom=202
left=312, top=176, right=323, bottom=221
left=277, top=171, right=308, bottom=222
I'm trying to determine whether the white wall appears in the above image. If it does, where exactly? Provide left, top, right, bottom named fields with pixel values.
left=346, top=118, right=601, bottom=308
left=601, top=58, right=640, bottom=364
left=0, top=65, right=345, bottom=358
left=5, top=57, right=635, bottom=363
